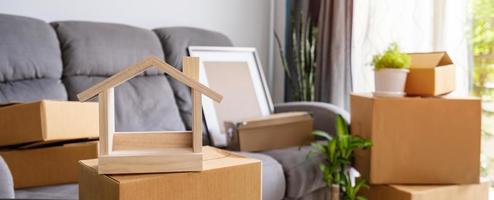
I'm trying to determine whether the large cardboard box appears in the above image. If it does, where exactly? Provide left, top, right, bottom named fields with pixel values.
left=351, top=93, right=481, bottom=184
left=361, top=181, right=490, bottom=200
left=1, top=141, right=98, bottom=188
left=405, top=51, right=456, bottom=96
left=0, top=100, right=99, bottom=146
left=225, top=112, right=313, bottom=151
left=79, top=146, right=261, bottom=200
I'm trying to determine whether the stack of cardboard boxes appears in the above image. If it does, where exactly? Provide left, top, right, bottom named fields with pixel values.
left=0, top=100, right=99, bottom=188
left=351, top=52, right=489, bottom=200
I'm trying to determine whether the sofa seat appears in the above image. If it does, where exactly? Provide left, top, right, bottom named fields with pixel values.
left=239, top=152, right=286, bottom=200
left=15, top=184, right=78, bottom=199
left=13, top=152, right=286, bottom=200
left=263, top=145, right=326, bottom=199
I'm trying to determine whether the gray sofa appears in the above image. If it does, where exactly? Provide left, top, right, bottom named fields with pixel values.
left=0, top=13, right=348, bottom=200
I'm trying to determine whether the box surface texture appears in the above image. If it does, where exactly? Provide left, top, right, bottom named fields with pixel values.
left=226, top=112, right=313, bottom=151
left=1, top=141, right=98, bottom=188
left=362, top=181, right=490, bottom=200
left=0, top=100, right=99, bottom=146
left=79, top=146, right=261, bottom=200
left=405, top=51, right=456, bottom=96
left=351, top=93, right=481, bottom=184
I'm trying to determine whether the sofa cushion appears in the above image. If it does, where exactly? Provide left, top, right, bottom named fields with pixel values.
left=0, top=157, right=14, bottom=199
left=153, top=27, right=233, bottom=133
left=15, top=184, right=77, bottom=199
left=0, top=14, right=67, bottom=103
left=239, top=152, right=286, bottom=200
left=263, top=145, right=326, bottom=199
left=52, top=21, right=185, bottom=131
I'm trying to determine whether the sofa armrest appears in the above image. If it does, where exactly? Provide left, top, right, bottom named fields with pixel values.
left=274, top=101, right=349, bottom=135
left=0, top=156, right=14, bottom=198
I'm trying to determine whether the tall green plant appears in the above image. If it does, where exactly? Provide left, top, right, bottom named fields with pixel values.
left=309, top=115, right=372, bottom=200
left=275, top=11, right=317, bottom=101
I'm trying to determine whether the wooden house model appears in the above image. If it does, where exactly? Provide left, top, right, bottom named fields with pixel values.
left=78, top=56, right=222, bottom=174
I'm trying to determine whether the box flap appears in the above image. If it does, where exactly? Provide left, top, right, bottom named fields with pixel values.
left=238, top=112, right=311, bottom=129
left=408, top=51, right=452, bottom=68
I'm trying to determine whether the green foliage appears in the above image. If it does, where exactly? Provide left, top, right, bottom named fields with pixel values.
left=275, top=11, right=316, bottom=101
left=472, top=0, right=494, bottom=100
left=472, top=0, right=494, bottom=181
left=372, top=43, right=411, bottom=70
left=309, top=115, right=372, bottom=200
left=472, top=0, right=494, bottom=58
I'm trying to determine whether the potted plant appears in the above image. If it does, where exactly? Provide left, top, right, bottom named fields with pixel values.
left=310, top=115, right=372, bottom=200
left=274, top=11, right=317, bottom=101
left=372, top=43, right=411, bottom=97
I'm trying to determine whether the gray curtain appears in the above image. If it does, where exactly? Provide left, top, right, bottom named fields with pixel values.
left=315, top=0, right=353, bottom=110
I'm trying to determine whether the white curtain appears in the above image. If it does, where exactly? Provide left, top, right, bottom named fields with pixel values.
left=352, top=0, right=471, bottom=95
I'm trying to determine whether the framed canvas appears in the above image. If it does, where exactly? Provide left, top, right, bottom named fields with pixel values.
left=188, top=46, right=273, bottom=146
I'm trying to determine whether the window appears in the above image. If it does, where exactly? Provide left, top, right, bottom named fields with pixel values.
left=472, top=0, right=494, bottom=182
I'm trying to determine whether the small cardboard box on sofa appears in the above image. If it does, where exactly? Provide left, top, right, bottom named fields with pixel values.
left=351, top=93, right=481, bottom=184
left=1, top=141, right=98, bottom=188
left=225, top=112, right=314, bottom=151
left=0, top=100, right=99, bottom=146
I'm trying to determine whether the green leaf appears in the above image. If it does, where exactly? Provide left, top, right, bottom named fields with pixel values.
left=312, top=130, right=333, bottom=140
left=335, top=115, right=349, bottom=138
left=328, top=139, right=337, bottom=161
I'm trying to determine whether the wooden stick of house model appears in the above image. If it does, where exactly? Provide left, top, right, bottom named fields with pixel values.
left=77, top=56, right=222, bottom=174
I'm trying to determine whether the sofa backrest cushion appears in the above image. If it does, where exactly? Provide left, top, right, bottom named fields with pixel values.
left=153, top=27, right=233, bottom=130
left=0, top=14, right=67, bottom=103
left=52, top=21, right=185, bottom=131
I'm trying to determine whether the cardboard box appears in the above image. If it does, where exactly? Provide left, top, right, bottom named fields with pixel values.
left=405, top=51, right=456, bottom=96
left=79, top=146, right=261, bottom=200
left=361, top=181, right=490, bottom=200
left=1, top=141, right=98, bottom=188
left=351, top=93, right=481, bottom=184
left=225, top=112, right=313, bottom=151
left=0, top=100, right=99, bottom=146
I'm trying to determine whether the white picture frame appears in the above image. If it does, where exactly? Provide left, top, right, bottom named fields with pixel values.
left=188, top=46, right=274, bottom=146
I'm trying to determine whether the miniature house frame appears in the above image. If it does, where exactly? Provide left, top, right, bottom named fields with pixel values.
left=78, top=56, right=222, bottom=174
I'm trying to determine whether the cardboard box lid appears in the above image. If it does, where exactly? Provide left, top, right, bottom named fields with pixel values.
left=237, top=112, right=312, bottom=129
left=408, top=51, right=453, bottom=69
left=80, top=146, right=260, bottom=184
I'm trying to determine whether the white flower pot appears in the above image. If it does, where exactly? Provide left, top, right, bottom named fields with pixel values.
left=374, top=68, right=409, bottom=97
